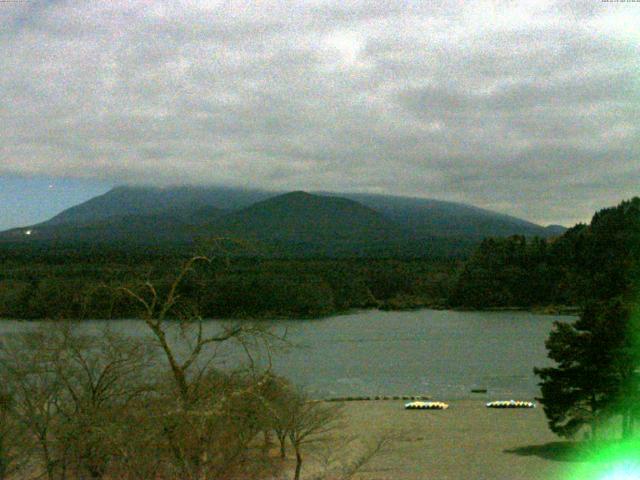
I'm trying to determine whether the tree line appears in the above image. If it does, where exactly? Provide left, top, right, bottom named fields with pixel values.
left=449, top=230, right=583, bottom=309
left=449, top=198, right=640, bottom=311
left=0, top=254, right=457, bottom=320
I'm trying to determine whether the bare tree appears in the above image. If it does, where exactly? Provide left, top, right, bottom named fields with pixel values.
left=0, top=328, right=67, bottom=480
left=0, top=323, right=154, bottom=480
left=249, top=373, right=296, bottom=459
left=119, top=255, right=285, bottom=480
left=304, top=432, right=399, bottom=480
left=118, top=256, right=275, bottom=405
left=333, top=433, right=399, bottom=480
left=0, top=253, right=392, bottom=480
left=51, top=325, right=154, bottom=479
left=285, top=394, right=343, bottom=480
left=0, top=389, right=29, bottom=480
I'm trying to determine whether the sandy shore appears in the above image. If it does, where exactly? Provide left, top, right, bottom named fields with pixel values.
left=327, top=399, right=581, bottom=480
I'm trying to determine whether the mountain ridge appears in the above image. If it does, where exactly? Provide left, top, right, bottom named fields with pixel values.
left=0, top=186, right=567, bottom=257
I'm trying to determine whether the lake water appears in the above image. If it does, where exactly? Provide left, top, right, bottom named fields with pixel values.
left=0, top=309, right=572, bottom=400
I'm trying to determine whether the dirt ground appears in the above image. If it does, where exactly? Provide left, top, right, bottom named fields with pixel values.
left=325, top=399, right=584, bottom=480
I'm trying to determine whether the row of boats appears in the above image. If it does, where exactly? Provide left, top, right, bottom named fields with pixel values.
left=404, top=400, right=536, bottom=410
left=486, top=400, right=535, bottom=409
left=405, top=401, right=449, bottom=410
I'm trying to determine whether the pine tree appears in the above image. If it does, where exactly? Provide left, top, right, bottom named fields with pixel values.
left=535, top=299, right=640, bottom=439
left=535, top=198, right=640, bottom=440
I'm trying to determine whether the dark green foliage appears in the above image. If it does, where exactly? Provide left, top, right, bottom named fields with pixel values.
left=533, top=198, right=640, bottom=440
left=0, top=249, right=457, bottom=320
left=449, top=236, right=564, bottom=308
left=445, top=196, right=640, bottom=439
left=212, top=191, right=399, bottom=244
left=534, top=299, right=635, bottom=438
left=450, top=197, right=640, bottom=310
left=575, top=198, right=640, bottom=301
left=199, top=273, right=336, bottom=318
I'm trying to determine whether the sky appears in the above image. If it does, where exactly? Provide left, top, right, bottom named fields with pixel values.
left=1, top=0, right=639, bottom=231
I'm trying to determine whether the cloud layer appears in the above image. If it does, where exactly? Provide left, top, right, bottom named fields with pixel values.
left=1, top=0, right=639, bottom=225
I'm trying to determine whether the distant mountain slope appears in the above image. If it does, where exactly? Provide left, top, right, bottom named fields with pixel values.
left=43, top=185, right=272, bottom=226
left=543, top=225, right=569, bottom=236
left=0, top=185, right=566, bottom=257
left=214, top=191, right=401, bottom=243
left=0, top=207, right=226, bottom=244
left=1, top=192, right=399, bottom=249
left=331, top=192, right=559, bottom=239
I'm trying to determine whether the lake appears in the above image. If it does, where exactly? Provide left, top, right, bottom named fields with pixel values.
left=0, top=309, right=572, bottom=400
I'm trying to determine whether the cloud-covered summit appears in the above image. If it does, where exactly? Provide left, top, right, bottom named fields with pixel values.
left=1, top=0, right=638, bottom=225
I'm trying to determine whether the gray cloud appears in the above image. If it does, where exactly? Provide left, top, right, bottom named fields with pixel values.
left=1, top=0, right=639, bottom=225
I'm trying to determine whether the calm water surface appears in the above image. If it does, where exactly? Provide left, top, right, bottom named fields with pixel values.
left=0, top=309, right=572, bottom=399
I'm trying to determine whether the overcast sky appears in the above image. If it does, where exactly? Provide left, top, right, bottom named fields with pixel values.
left=1, top=0, right=639, bottom=229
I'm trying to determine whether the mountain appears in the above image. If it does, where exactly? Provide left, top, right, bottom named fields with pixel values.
left=328, top=192, right=556, bottom=239
left=543, top=224, right=569, bottom=236
left=43, top=185, right=272, bottom=226
left=0, top=208, right=224, bottom=245
left=196, top=191, right=412, bottom=256
left=214, top=191, right=400, bottom=242
left=0, top=185, right=567, bottom=257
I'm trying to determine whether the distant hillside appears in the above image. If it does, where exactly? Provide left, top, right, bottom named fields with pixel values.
left=43, top=185, right=271, bottom=226
left=332, top=192, right=558, bottom=239
left=543, top=225, right=569, bottom=236
left=214, top=191, right=400, bottom=242
left=0, top=208, right=223, bottom=245
left=0, top=185, right=566, bottom=258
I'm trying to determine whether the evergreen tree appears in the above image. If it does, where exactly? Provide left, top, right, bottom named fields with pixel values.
left=535, top=198, right=640, bottom=440
left=534, top=299, right=636, bottom=438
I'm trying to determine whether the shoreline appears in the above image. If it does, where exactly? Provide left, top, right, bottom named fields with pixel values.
left=328, top=399, right=574, bottom=480
left=0, top=304, right=579, bottom=322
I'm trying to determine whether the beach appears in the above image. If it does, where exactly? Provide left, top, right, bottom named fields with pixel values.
left=327, top=399, right=578, bottom=480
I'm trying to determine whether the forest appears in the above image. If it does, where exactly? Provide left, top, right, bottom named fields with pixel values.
left=0, top=197, right=638, bottom=320
left=450, top=197, right=640, bottom=310
left=0, top=247, right=457, bottom=320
